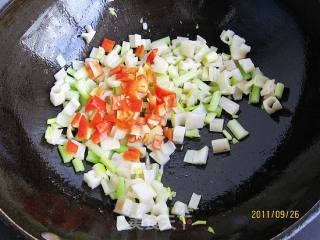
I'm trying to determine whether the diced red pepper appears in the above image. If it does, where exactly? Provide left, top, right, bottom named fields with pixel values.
left=85, top=61, right=104, bottom=80
left=115, top=72, right=135, bottom=82
left=91, top=128, right=109, bottom=144
left=128, top=135, right=137, bottom=143
left=101, top=38, right=115, bottom=53
left=136, top=75, right=148, bottom=93
left=111, top=96, right=121, bottom=110
left=104, top=113, right=117, bottom=123
left=146, top=49, right=158, bottom=64
left=164, top=127, right=173, bottom=141
left=85, top=96, right=106, bottom=113
left=135, top=117, right=146, bottom=125
left=147, top=93, right=157, bottom=111
left=135, top=45, right=145, bottom=58
left=90, top=111, right=104, bottom=128
left=155, top=85, right=175, bottom=98
left=152, top=134, right=164, bottom=150
left=117, top=110, right=134, bottom=121
left=96, top=120, right=112, bottom=134
left=77, top=115, right=91, bottom=140
left=123, top=148, right=141, bottom=162
left=128, top=98, right=143, bottom=112
left=142, top=134, right=149, bottom=144
left=71, top=112, right=82, bottom=128
left=119, top=99, right=129, bottom=111
left=163, top=94, right=177, bottom=109
left=116, top=119, right=134, bottom=130
left=154, top=103, right=166, bottom=116
left=126, top=67, right=138, bottom=74
left=66, top=139, right=78, bottom=154
left=109, top=64, right=125, bottom=76
left=146, top=114, right=161, bottom=127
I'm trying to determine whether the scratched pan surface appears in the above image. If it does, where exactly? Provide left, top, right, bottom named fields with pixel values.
left=0, top=0, right=320, bottom=239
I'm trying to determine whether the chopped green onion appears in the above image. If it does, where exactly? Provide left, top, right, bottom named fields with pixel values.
left=74, top=79, right=90, bottom=106
left=249, top=85, right=261, bottom=104
left=205, top=112, right=216, bottom=125
left=207, top=91, right=221, bottom=112
left=236, top=63, right=251, bottom=80
left=214, top=106, right=222, bottom=117
left=186, top=129, right=201, bottom=139
left=231, top=138, right=239, bottom=144
left=72, top=158, right=85, bottom=172
left=222, top=130, right=232, bottom=141
left=208, top=226, right=215, bottom=234
left=275, top=82, right=285, bottom=99
left=202, top=51, right=218, bottom=64
left=227, top=119, right=249, bottom=140
left=192, top=220, right=207, bottom=226
left=179, top=215, right=186, bottom=225
left=86, top=150, right=100, bottom=164
left=114, top=145, right=129, bottom=153
left=47, top=118, right=57, bottom=125
left=58, top=145, right=73, bottom=163
left=232, top=114, right=239, bottom=119
left=156, top=172, right=163, bottom=181
left=66, top=67, right=76, bottom=76
left=115, top=177, right=125, bottom=199
left=173, top=69, right=198, bottom=87
left=73, top=66, right=89, bottom=80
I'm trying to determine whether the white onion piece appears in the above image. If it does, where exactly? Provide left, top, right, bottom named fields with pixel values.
left=211, top=138, right=230, bottom=154
left=219, top=96, right=240, bottom=115
left=173, top=126, right=186, bottom=144
left=220, top=29, right=235, bottom=45
left=210, top=118, right=224, bottom=133
left=185, top=113, right=206, bottom=130
left=238, top=58, right=255, bottom=73
left=157, top=214, right=172, bottom=231
left=171, top=201, right=188, bottom=216
left=101, top=137, right=120, bottom=151
left=141, top=214, right=157, bottom=227
left=188, top=193, right=201, bottom=209
left=160, top=141, right=176, bottom=156
left=116, top=216, right=131, bottom=231
left=83, top=170, right=102, bottom=189
left=131, top=182, right=157, bottom=202
left=152, top=201, right=169, bottom=216
left=263, top=96, right=283, bottom=114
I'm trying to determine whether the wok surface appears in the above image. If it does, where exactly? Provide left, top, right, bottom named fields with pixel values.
left=0, top=0, right=320, bottom=239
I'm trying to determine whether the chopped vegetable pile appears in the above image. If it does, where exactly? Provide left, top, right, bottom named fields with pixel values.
left=45, top=26, right=286, bottom=232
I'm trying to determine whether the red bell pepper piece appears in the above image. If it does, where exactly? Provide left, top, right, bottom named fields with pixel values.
left=85, top=61, right=104, bottom=80
left=85, top=96, right=106, bottom=113
left=163, top=127, right=173, bottom=141
left=109, top=64, right=125, bottom=76
left=135, top=45, right=145, bottom=58
left=123, top=148, right=141, bottom=162
left=66, top=139, right=78, bottom=154
left=128, top=98, right=143, bottom=112
left=77, top=115, right=91, bottom=140
left=146, top=49, right=158, bottom=64
left=71, top=112, right=82, bottom=128
left=101, top=38, right=115, bottom=53
left=91, top=111, right=104, bottom=128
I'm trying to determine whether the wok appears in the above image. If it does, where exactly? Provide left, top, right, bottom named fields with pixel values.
left=0, top=0, right=320, bottom=239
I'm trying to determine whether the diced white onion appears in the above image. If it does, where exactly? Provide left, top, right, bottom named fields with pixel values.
left=211, top=138, right=230, bottom=154
left=263, top=96, right=283, bottom=114
left=219, top=96, right=240, bottom=115
left=188, top=193, right=201, bottom=209
left=116, top=216, right=131, bottom=231
left=173, top=126, right=186, bottom=144
left=210, top=118, right=224, bottom=132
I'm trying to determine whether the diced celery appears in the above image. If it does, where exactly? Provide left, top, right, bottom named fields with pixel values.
left=66, top=67, right=76, bottom=77
left=192, top=220, right=207, bottom=226
left=74, top=79, right=90, bottom=105
left=93, top=163, right=107, bottom=177
left=208, top=226, right=215, bottom=234
left=201, top=66, right=209, bottom=81
left=113, top=44, right=122, bottom=54
left=227, top=119, right=249, bottom=140
left=72, top=158, right=85, bottom=172
left=58, top=145, right=73, bottom=163
left=73, top=66, right=89, bottom=80
left=100, top=157, right=116, bottom=173
left=152, top=36, right=171, bottom=45
left=172, top=47, right=181, bottom=56
left=121, top=41, right=131, bottom=55
left=86, top=150, right=100, bottom=164
left=186, top=129, right=201, bottom=139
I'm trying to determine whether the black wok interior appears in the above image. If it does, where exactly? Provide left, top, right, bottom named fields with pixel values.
left=0, top=0, right=320, bottom=239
